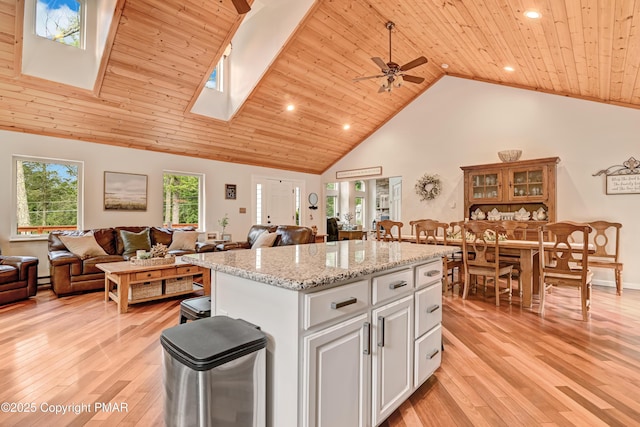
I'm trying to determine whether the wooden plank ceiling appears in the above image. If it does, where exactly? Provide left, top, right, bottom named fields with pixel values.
left=1, top=0, right=640, bottom=174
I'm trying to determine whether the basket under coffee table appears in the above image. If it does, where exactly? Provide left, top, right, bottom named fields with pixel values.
left=97, top=260, right=211, bottom=314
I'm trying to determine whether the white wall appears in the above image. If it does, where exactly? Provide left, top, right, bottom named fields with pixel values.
left=323, top=76, right=640, bottom=290
left=1, top=131, right=321, bottom=277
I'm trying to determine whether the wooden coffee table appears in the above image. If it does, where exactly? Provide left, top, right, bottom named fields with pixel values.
left=97, top=260, right=211, bottom=314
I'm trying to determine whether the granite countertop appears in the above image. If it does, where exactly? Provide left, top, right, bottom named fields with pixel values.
left=182, top=240, right=459, bottom=291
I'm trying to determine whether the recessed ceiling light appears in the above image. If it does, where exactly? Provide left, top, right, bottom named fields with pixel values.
left=343, top=124, right=351, bottom=130
left=504, top=66, right=515, bottom=72
left=286, top=104, right=295, bottom=111
left=441, top=63, right=449, bottom=69
left=524, top=10, right=541, bottom=19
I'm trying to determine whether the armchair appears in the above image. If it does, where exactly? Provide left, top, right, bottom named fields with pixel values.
left=0, top=254, right=39, bottom=305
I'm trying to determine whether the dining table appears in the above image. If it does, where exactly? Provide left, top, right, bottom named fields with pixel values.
left=401, top=234, right=593, bottom=309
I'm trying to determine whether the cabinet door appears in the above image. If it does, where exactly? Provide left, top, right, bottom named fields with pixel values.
left=302, top=313, right=371, bottom=427
left=508, top=165, right=548, bottom=201
left=468, top=170, right=502, bottom=203
left=371, top=295, right=413, bottom=426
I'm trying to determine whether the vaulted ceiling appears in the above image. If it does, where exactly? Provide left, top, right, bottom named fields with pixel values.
left=2, top=0, right=640, bottom=174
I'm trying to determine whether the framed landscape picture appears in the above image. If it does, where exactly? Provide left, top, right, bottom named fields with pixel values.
left=104, top=171, right=148, bottom=211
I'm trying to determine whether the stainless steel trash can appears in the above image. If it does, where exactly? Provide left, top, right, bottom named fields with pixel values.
left=161, top=315, right=267, bottom=427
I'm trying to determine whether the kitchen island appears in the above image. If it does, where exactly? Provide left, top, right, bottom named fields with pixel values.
left=183, top=240, right=458, bottom=427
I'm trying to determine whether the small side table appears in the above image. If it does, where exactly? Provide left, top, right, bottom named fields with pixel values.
left=179, top=295, right=212, bottom=323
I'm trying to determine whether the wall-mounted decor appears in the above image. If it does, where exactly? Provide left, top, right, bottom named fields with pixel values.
left=308, top=192, right=318, bottom=209
left=593, top=157, right=640, bottom=195
left=415, top=173, right=441, bottom=201
left=225, top=184, right=237, bottom=200
left=104, top=171, right=147, bottom=211
left=336, top=166, right=382, bottom=179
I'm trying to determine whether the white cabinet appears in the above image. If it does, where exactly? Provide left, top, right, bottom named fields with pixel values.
left=413, top=260, right=443, bottom=390
left=371, top=294, right=414, bottom=426
left=211, top=255, right=445, bottom=427
left=302, top=313, right=371, bottom=427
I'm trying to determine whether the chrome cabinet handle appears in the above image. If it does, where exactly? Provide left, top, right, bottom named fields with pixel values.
left=428, top=304, right=440, bottom=314
left=331, top=297, right=357, bottom=309
left=425, top=270, right=440, bottom=277
left=428, top=349, right=440, bottom=359
left=377, top=316, right=385, bottom=347
left=363, top=322, right=370, bottom=355
left=388, top=280, right=408, bottom=290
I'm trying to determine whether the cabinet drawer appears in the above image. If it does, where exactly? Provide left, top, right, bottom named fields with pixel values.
left=176, top=265, right=199, bottom=275
left=372, top=269, right=413, bottom=305
left=415, top=282, right=442, bottom=338
left=414, top=325, right=442, bottom=388
left=303, top=280, right=369, bottom=330
left=134, top=270, right=162, bottom=281
left=415, top=261, right=442, bottom=289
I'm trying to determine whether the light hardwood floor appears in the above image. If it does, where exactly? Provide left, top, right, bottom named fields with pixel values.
left=0, top=284, right=638, bottom=426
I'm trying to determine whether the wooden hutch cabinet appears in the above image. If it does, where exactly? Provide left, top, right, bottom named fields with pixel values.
left=461, top=157, right=559, bottom=232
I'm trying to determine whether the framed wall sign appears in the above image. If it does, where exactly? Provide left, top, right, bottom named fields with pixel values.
left=593, top=157, right=640, bottom=195
left=104, top=171, right=147, bottom=211
left=336, top=166, right=382, bottom=179
left=225, top=184, right=237, bottom=200
left=606, top=174, right=640, bottom=194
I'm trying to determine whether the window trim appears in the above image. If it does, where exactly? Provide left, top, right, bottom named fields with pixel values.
left=11, top=155, right=84, bottom=241
left=162, top=170, right=204, bottom=231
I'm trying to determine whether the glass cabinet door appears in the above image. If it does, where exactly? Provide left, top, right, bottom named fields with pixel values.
left=469, top=171, right=502, bottom=202
left=509, top=166, right=547, bottom=200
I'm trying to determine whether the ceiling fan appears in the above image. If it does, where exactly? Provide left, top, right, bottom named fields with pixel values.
left=230, top=0, right=251, bottom=14
left=353, top=21, right=428, bottom=93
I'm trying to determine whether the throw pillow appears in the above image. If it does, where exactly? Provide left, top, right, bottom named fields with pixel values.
left=251, top=231, right=278, bottom=249
left=168, top=231, right=199, bottom=251
left=120, top=228, right=151, bottom=257
left=59, top=233, right=108, bottom=260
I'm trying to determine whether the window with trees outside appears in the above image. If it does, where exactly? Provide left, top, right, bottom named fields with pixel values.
left=354, top=180, right=366, bottom=226
left=13, top=156, right=82, bottom=237
left=35, top=0, right=84, bottom=48
left=325, top=182, right=338, bottom=218
left=163, top=172, right=203, bottom=230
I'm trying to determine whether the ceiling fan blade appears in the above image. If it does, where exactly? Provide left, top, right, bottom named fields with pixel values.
left=400, top=56, right=428, bottom=71
left=231, top=0, right=251, bottom=14
left=402, top=74, right=425, bottom=84
left=372, top=57, right=390, bottom=72
left=353, top=75, right=385, bottom=82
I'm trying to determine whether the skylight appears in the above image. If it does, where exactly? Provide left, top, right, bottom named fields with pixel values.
left=22, top=0, right=117, bottom=90
left=35, top=0, right=83, bottom=48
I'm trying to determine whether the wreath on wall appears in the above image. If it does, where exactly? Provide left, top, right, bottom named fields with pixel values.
left=415, top=174, right=442, bottom=201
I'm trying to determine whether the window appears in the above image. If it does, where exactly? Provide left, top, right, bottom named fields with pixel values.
left=325, top=182, right=339, bottom=218
left=256, top=183, right=262, bottom=224
left=210, top=44, right=231, bottom=91
left=163, top=172, right=203, bottom=230
left=354, top=181, right=366, bottom=226
left=13, top=156, right=82, bottom=237
left=35, top=0, right=83, bottom=48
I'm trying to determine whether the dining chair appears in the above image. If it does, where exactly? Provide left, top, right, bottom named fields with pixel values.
left=587, top=221, right=623, bottom=295
left=461, top=221, right=512, bottom=306
left=538, top=222, right=593, bottom=321
left=496, top=220, right=531, bottom=299
left=376, top=220, right=403, bottom=241
left=410, top=219, right=464, bottom=294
